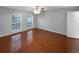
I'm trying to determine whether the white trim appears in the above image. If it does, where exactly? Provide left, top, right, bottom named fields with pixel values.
left=67, top=36, right=79, bottom=39
left=38, top=27, right=66, bottom=36
left=0, top=33, right=13, bottom=37
left=0, top=27, right=37, bottom=37
left=0, top=29, right=27, bottom=37
left=0, top=27, right=66, bottom=37
left=11, top=14, right=22, bottom=32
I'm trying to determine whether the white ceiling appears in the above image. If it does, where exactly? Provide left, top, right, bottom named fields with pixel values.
left=5, top=6, right=76, bottom=12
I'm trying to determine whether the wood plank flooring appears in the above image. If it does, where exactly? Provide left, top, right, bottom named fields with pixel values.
left=67, top=37, right=79, bottom=53
left=0, top=28, right=72, bottom=53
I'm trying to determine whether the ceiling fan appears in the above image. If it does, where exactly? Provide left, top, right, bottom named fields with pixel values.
left=33, top=6, right=45, bottom=14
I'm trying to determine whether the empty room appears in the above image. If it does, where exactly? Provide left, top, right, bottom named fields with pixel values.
left=0, top=6, right=79, bottom=53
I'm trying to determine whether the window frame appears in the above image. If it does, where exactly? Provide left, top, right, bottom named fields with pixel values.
left=11, top=14, right=22, bottom=32
left=27, top=15, right=33, bottom=27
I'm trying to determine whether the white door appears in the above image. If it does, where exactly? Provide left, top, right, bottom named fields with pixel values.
left=67, top=12, right=79, bottom=38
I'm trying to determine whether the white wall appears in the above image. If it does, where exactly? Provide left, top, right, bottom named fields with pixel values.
left=37, top=7, right=79, bottom=35
left=0, top=7, right=37, bottom=37
left=0, top=6, right=79, bottom=37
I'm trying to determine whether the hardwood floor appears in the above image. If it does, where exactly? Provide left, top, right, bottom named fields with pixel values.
left=67, top=37, right=79, bottom=53
left=0, top=28, right=67, bottom=53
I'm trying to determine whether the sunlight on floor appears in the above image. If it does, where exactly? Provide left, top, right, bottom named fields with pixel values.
left=27, top=30, right=33, bottom=44
left=11, top=34, right=21, bottom=52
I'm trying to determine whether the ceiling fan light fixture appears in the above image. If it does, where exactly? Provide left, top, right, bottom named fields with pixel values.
left=33, top=6, right=45, bottom=14
left=33, top=6, right=40, bottom=14
left=40, top=8, right=45, bottom=13
left=33, top=10, right=40, bottom=14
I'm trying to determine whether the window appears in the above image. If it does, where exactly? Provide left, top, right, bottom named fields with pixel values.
left=27, top=15, right=33, bottom=27
left=11, top=15, right=22, bottom=32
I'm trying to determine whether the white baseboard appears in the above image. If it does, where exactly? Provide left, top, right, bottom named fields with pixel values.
left=37, top=27, right=66, bottom=36
left=0, top=33, right=13, bottom=37
left=1, top=27, right=79, bottom=39
left=0, top=30, right=27, bottom=38
left=67, top=35, right=79, bottom=39
left=0, top=27, right=37, bottom=37
left=0, top=27, right=66, bottom=38
left=39, top=27, right=79, bottom=39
